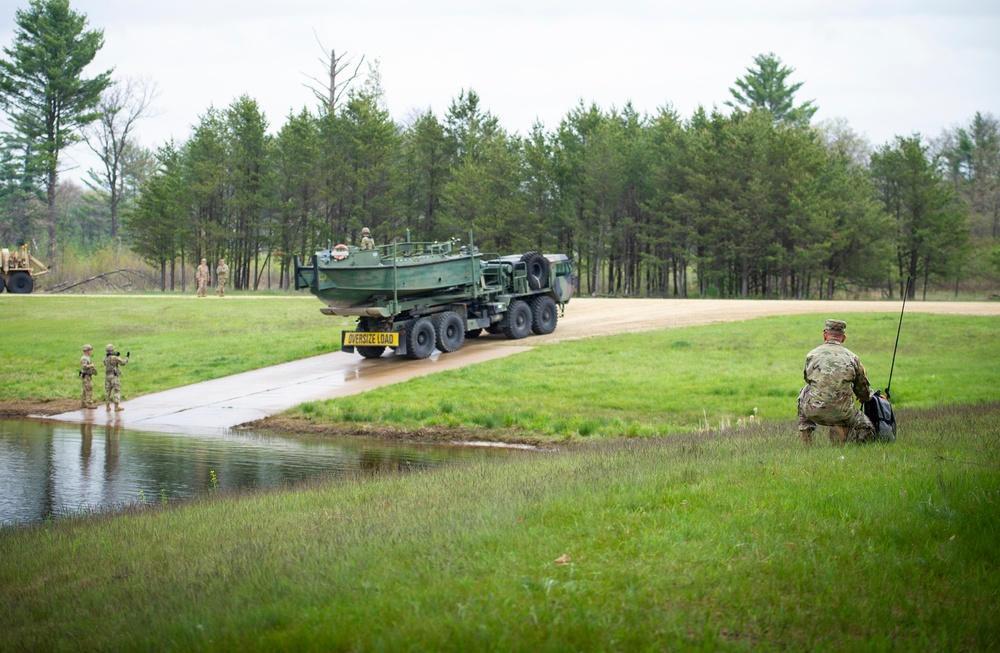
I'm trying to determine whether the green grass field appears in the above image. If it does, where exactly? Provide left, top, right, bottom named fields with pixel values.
left=0, top=294, right=352, bottom=401
left=1, top=405, right=997, bottom=650
left=1, top=296, right=998, bottom=650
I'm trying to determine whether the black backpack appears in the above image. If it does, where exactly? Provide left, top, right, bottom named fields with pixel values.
left=863, top=390, right=897, bottom=442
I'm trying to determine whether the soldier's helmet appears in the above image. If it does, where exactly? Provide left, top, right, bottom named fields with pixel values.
left=106, top=344, right=115, bottom=353
left=83, top=344, right=92, bottom=352
left=362, top=227, right=370, bottom=235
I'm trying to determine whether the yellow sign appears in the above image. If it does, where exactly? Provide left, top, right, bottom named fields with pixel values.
left=343, top=331, right=399, bottom=347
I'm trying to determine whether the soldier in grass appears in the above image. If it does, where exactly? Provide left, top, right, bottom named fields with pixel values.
left=195, top=258, right=210, bottom=297
left=216, top=258, right=229, bottom=297
left=104, top=344, right=129, bottom=412
left=797, top=319, right=876, bottom=444
left=79, top=345, right=98, bottom=409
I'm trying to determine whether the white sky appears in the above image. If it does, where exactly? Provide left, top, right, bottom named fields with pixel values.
left=1, top=0, right=998, bottom=181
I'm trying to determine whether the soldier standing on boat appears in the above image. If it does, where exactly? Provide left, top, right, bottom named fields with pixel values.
left=80, top=345, right=97, bottom=409
left=359, top=227, right=375, bottom=251
left=104, top=345, right=129, bottom=412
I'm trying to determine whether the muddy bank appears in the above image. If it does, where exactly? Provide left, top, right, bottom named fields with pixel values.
left=246, top=413, right=549, bottom=447
left=2, top=399, right=80, bottom=418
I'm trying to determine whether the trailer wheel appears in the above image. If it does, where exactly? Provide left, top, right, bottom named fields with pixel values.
left=530, top=295, right=558, bottom=334
left=8, top=271, right=33, bottom=294
left=406, top=317, right=436, bottom=359
left=465, top=328, right=483, bottom=339
left=434, top=311, right=466, bottom=353
left=503, top=300, right=532, bottom=339
left=520, top=251, right=549, bottom=290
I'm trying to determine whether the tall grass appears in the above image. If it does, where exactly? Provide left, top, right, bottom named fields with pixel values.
left=1, top=404, right=997, bottom=650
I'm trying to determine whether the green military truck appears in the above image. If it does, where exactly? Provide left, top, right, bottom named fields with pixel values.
left=294, top=233, right=576, bottom=359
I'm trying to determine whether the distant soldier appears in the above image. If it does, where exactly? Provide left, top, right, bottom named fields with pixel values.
left=104, top=344, right=129, bottom=412
left=359, top=227, right=375, bottom=251
left=79, top=345, right=98, bottom=409
left=216, top=258, right=229, bottom=297
left=797, top=319, right=876, bottom=444
left=195, top=258, right=210, bottom=297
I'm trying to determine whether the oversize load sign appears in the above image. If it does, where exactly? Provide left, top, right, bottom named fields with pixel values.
left=343, top=331, right=400, bottom=347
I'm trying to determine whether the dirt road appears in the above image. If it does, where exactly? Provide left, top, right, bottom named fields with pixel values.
left=532, top=297, right=1000, bottom=344
left=42, top=298, right=999, bottom=433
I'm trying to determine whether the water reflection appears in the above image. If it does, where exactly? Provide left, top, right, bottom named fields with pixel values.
left=0, top=418, right=503, bottom=526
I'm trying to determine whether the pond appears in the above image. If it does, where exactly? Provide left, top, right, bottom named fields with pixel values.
left=0, top=418, right=513, bottom=527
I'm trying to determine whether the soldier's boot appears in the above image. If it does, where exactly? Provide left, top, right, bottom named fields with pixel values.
left=833, top=425, right=850, bottom=445
left=87, top=404, right=99, bottom=409
left=800, top=428, right=814, bottom=444
left=106, top=403, right=111, bottom=412
left=114, top=403, right=124, bottom=412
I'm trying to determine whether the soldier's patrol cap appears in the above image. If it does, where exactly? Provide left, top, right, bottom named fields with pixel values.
left=824, top=319, right=847, bottom=333
left=106, top=344, right=115, bottom=353
left=83, top=344, right=92, bottom=351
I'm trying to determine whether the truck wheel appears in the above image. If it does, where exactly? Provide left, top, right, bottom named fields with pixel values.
left=485, top=324, right=503, bottom=335
left=8, top=271, right=33, bottom=294
left=434, top=311, right=466, bottom=353
left=503, top=300, right=532, bottom=339
left=355, top=320, right=386, bottom=358
left=530, top=295, right=558, bottom=334
left=520, top=251, right=549, bottom=290
left=0, top=276, right=5, bottom=293
left=357, top=345, right=386, bottom=359
left=406, top=317, right=436, bottom=359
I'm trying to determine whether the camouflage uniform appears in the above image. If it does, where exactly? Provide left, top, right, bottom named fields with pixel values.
left=797, top=319, right=875, bottom=443
left=359, top=228, right=375, bottom=251
left=80, top=345, right=98, bottom=409
left=196, top=259, right=210, bottom=297
left=216, top=260, right=229, bottom=296
left=103, top=344, right=128, bottom=411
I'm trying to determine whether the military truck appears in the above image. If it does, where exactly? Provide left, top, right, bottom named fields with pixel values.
left=293, top=233, right=576, bottom=359
left=0, top=244, right=48, bottom=294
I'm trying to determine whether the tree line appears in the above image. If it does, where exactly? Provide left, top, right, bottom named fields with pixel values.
left=1, top=2, right=997, bottom=298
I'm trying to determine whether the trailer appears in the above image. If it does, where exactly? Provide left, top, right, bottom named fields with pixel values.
left=0, top=244, right=48, bottom=294
left=293, top=233, right=576, bottom=359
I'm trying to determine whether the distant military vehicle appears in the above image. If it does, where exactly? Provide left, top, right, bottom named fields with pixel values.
left=1, top=244, right=48, bottom=294
left=294, top=232, right=576, bottom=359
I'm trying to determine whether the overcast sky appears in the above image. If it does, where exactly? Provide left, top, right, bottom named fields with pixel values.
left=1, top=0, right=998, bottom=180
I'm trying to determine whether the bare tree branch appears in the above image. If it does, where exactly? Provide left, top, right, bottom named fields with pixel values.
left=83, top=76, right=160, bottom=246
left=301, top=31, right=364, bottom=113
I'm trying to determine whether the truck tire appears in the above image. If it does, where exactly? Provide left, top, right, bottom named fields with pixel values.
left=8, top=271, right=33, bottom=294
left=357, top=345, right=386, bottom=358
left=503, top=300, right=532, bottom=339
left=520, top=251, right=549, bottom=290
left=406, top=317, right=436, bottom=359
left=530, top=295, right=558, bottom=334
left=485, top=323, right=503, bottom=335
left=434, top=311, right=466, bottom=353
left=0, top=276, right=5, bottom=293
left=355, top=319, right=386, bottom=358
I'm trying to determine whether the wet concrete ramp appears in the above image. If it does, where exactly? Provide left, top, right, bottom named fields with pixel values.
left=45, top=344, right=531, bottom=434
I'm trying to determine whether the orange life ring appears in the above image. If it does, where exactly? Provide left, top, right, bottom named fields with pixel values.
left=332, top=244, right=350, bottom=261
